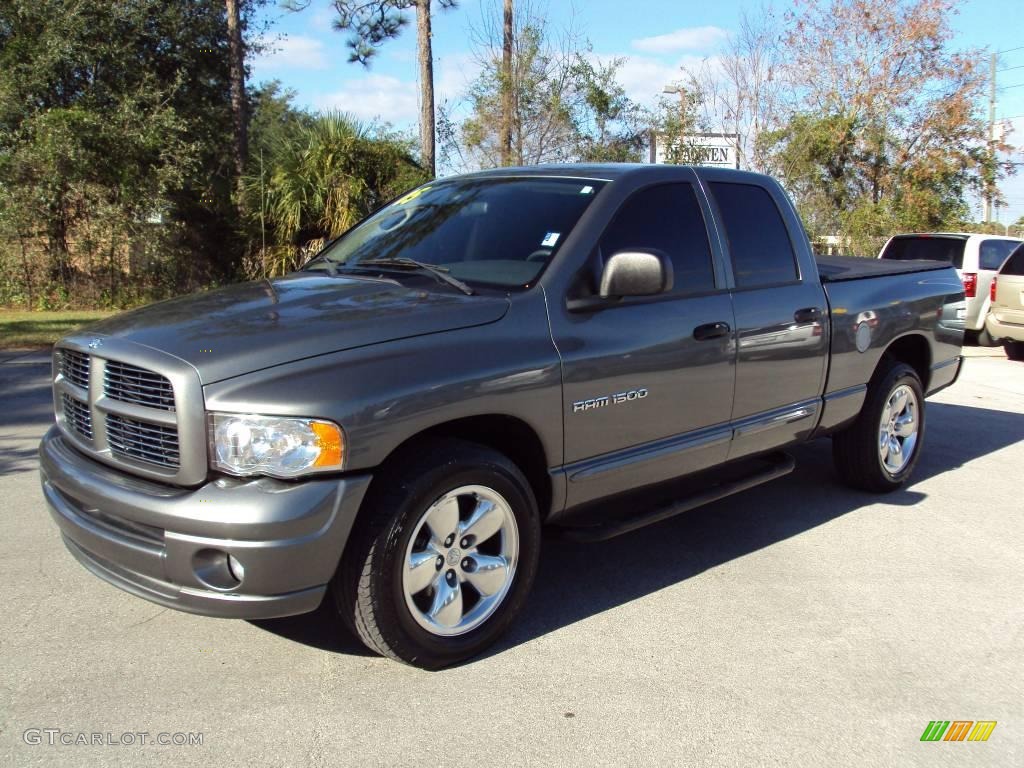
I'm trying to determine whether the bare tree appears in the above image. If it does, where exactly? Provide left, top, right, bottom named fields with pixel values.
left=681, top=5, right=782, bottom=172
left=762, top=0, right=1002, bottom=251
left=460, top=2, right=581, bottom=167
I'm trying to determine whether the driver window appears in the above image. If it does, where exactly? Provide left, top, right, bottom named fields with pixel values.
left=596, top=183, right=716, bottom=297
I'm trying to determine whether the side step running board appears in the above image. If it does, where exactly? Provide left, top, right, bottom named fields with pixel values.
left=558, top=452, right=796, bottom=543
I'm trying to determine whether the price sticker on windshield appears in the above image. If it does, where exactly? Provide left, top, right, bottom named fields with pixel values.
left=395, top=186, right=432, bottom=206
left=541, top=232, right=561, bottom=247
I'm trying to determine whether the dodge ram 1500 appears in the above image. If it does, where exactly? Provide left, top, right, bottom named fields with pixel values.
left=40, top=165, right=964, bottom=668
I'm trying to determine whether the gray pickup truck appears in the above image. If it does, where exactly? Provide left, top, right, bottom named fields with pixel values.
left=40, top=165, right=964, bottom=668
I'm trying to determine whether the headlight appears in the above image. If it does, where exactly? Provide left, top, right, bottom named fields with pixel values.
left=210, top=413, right=345, bottom=478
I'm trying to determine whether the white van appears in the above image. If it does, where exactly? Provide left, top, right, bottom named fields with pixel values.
left=879, top=233, right=1022, bottom=342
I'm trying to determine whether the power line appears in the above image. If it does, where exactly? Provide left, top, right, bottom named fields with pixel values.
left=998, top=45, right=1024, bottom=54
left=998, top=64, right=1024, bottom=72
left=999, top=83, right=1024, bottom=90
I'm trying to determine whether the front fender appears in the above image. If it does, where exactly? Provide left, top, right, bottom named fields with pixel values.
left=201, top=291, right=563, bottom=472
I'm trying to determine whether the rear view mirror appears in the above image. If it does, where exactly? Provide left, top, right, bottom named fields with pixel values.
left=599, top=250, right=673, bottom=298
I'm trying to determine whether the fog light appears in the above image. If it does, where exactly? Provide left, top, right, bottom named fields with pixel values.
left=192, top=548, right=241, bottom=590
left=227, top=554, right=245, bottom=582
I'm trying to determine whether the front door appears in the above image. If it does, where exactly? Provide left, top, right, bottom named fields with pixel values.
left=550, top=181, right=737, bottom=508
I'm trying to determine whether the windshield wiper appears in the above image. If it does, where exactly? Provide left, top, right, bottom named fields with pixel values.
left=354, top=257, right=475, bottom=296
left=302, top=254, right=337, bottom=276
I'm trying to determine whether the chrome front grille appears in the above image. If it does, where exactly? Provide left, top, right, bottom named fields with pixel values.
left=62, top=393, right=93, bottom=441
left=104, top=361, right=175, bottom=411
left=106, top=414, right=180, bottom=469
left=53, top=338, right=206, bottom=485
left=60, top=349, right=91, bottom=389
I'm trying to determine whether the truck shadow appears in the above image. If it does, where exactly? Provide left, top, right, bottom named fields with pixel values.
left=258, top=401, right=1024, bottom=662
left=0, top=355, right=56, bottom=475
left=494, top=401, right=1024, bottom=659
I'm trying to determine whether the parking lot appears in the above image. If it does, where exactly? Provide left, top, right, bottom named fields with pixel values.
left=1, top=345, right=1021, bottom=767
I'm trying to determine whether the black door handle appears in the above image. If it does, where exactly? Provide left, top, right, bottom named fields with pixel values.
left=794, top=307, right=824, bottom=323
left=693, top=321, right=731, bottom=341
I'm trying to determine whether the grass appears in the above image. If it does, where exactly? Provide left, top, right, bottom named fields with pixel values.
left=0, top=310, right=115, bottom=350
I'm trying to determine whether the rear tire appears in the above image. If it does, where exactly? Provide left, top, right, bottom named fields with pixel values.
left=975, top=327, right=997, bottom=347
left=1005, top=341, right=1024, bottom=361
left=833, top=361, right=925, bottom=493
left=333, top=439, right=541, bottom=669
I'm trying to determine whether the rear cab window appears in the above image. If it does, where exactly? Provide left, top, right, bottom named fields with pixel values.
left=880, top=236, right=966, bottom=269
left=708, top=182, right=799, bottom=288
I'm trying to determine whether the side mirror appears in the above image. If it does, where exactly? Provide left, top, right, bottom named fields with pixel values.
left=599, top=250, right=673, bottom=298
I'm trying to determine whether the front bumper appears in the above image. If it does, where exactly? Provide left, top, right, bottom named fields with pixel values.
left=39, top=426, right=371, bottom=619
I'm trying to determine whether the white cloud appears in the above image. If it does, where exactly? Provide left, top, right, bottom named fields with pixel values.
left=610, top=56, right=685, bottom=105
left=315, top=74, right=419, bottom=124
left=632, top=26, right=728, bottom=54
left=435, top=52, right=482, bottom=106
left=252, top=35, right=329, bottom=71
left=309, top=8, right=337, bottom=33
left=312, top=53, right=482, bottom=129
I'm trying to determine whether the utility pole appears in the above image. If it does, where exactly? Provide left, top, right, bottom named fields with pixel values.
left=984, top=52, right=996, bottom=223
left=662, top=84, right=687, bottom=163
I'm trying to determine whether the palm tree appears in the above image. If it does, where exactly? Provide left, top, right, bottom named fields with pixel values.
left=245, top=112, right=427, bottom=272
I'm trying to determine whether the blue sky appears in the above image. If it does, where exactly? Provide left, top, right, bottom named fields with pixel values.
left=250, top=0, right=1024, bottom=225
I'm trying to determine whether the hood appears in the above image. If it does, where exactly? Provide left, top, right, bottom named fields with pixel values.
left=85, top=274, right=510, bottom=383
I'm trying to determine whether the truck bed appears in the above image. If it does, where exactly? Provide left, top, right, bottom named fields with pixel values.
left=815, top=254, right=949, bottom=282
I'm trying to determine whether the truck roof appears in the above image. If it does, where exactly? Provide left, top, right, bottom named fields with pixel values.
left=455, top=163, right=772, bottom=185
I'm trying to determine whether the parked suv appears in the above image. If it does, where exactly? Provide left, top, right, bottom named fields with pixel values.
left=879, top=233, right=1021, bottom=343
left=986, top=244, right=1024, bottom=361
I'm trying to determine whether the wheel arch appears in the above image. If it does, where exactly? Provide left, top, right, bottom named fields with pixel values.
left=878, top=333, right=931, bottom=391
left=369, top=414, right=553, bottom=520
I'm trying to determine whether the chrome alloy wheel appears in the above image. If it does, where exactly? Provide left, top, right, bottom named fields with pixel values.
left=402, top=485, right=519, bottom=637
left=878, top=384, right=919, bottom=474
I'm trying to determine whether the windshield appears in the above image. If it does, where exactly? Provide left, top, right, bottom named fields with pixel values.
left=307, top=177, right=606, bottom=289
left=881, top=236, right=966, bottom=269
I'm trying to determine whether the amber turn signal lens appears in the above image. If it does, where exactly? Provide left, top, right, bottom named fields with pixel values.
left=310, top=420, right=344, bottom=468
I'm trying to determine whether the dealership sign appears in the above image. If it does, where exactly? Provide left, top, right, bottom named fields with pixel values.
left=654, top=133, right=739, bottom=168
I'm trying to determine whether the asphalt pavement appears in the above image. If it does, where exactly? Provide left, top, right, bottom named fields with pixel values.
left=1, top=345, right=1021, bottom=767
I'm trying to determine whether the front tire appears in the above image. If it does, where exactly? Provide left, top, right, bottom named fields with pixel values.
left=833, top=361, right=925, bottom=492
left=334, top=439, right=541, bottom=669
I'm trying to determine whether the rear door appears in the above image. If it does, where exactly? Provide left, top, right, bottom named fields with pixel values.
left=700, top=174, right=829, bottom=459
left=992, top=247, right=1024, bottom=329
left=977, top=239, right=1023, bottom=320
